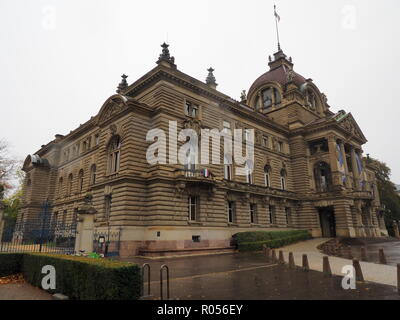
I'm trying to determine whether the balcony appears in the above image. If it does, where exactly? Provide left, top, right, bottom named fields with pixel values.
left=174, top=169, right=216, bottom=186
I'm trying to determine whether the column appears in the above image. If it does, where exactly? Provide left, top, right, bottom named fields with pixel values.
left=328, top=136, right=343, bottom=188
left=350, top=146, right=360, bottom=191
left=339, top=141, right=351, bottom=188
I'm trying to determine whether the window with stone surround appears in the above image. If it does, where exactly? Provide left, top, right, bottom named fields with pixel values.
left=67, top=174, right=73, bottom=196
left=90, top=164, right=97, bottom=185
left=250, top=203, right=257, bottom=224
left=184, top=101, right=199, bottom=118
left=227, top=201, right=235, bottom=223
left=280, top=169, right=286, bottom=191
left=108, top=135, right=121, bottom=174
left=269, top=205, right=276, bottom=225
left=285, top=207, right=292, bottom=226
left=188, top=196, right=198, bottom=221
left=264, top=165, right=271, bottom=187
left=78, top=169, right=84, bottom=193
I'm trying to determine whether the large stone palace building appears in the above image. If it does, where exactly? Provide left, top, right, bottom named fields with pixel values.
left=20, top=43, right=387, bottom=257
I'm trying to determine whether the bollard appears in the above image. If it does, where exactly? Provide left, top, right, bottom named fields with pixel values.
left=379, top=248, right=387, bottom=264
left=288, top=252, right=295, bottom=269
left=271, top=249, right=277, bottom=263
left=302, top=254, right=309, bottom=271
left=265, top=247, right=271, bottom=263
left=397, top=264, right=400, bottom=295
left=353, top=259, right=364, bottom=282
left=323, top=256, right=332, bottom=277
left=278, top=250, right=285, bottom=264
left=361, top=247, right=367, bottom=262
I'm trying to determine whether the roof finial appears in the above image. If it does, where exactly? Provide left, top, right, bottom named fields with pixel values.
left=206, top=67, right=217, bottom=89
left=274, top=4, right=281, bottom=51
left=116, top=74, right=128, bottom=93
left=157, top=42, right=176, bottom=67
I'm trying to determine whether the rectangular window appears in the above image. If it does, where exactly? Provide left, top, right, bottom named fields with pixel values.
left=95, top=134, right=100, bottom=145
left=188, top=196, right=198, bottom=221
left=285, top=207, right=292, bottom=226
left=224, top=164, right=232, bottom=180
left=227, top=201, right=235, bottom=223
left=269, top=205, right=276, bottom=225
left=185, top=101, right=199, bottom=118
left=250, top=204, right=257, bottom=224
left=192, top=235, right=201, bottom=242
left=278, top=141, right=283, bottom=152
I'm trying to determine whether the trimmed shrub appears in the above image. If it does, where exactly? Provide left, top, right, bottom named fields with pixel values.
left=0, top=253, right=141, bottom=300
left=0, top=253, right=24, bottom=277
left=234, top=230, right=312, bottom=252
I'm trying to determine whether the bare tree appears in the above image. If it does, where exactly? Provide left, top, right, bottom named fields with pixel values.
left=0, top=140, right=18, bottom=199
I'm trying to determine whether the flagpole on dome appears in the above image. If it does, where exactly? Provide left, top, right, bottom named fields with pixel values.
left=274, top=4, right=281, bottom=51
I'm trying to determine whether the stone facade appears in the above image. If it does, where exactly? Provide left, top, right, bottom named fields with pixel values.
left=20, top=44, right=387, bottom=257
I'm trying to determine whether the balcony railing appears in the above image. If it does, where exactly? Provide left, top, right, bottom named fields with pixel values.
left=174, top=169, right=215, bottom=182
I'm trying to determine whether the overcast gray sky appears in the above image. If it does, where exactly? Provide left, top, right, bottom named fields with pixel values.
left=0, top=0, right=399, bottom=184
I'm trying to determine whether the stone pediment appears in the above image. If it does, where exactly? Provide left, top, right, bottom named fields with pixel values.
left=97, top=95, right=129, bottom=124
left=335, top=113, right=367, bottom=142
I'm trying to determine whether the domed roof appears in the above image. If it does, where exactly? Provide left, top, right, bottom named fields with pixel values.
left=248, top=49, right=307, bottom=97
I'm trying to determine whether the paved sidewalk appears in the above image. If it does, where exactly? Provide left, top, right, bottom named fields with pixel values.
left=281, top=238, right=398, bottom=287
left=0, top=283, right=52, bottom=300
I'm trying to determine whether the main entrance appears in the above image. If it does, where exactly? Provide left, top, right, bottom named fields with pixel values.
left=318, top=206, right=336, bottom=238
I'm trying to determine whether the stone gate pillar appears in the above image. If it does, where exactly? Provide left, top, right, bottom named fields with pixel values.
left=74, top=206, right=96, bottom=254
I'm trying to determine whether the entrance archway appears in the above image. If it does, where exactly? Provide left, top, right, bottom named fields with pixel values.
left=318, top=207, right=336, bottom=237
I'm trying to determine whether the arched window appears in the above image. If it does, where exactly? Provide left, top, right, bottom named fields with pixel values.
left=314, top=162, right=332, bottom=192
left=78, top=169, right=84, bottom=193
left=245, top=160, right=253, bottom=184
left=224, top=154, right=232, bottom=181
left=67, top=174, right=73, bottom=196
left=90, top=164, right=97, bottom=185
left=264, top=165, right=271, bottom=187
left=255, top=87, right=282, bottom=110
left=58, top=177, right=63, bottom=197
left=108, top=136, right=121, bottom=174
left=280, top=169, right=286, bottom=191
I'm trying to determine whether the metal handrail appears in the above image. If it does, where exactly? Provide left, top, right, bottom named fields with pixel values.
left=160, top=264, right=170, bottom=300
left=141, top=263, right=151, bottom=297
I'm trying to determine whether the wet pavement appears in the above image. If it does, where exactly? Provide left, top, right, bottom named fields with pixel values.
left=119, top=252, right=400, bottom=300
left=343, top=239, right=400, bottom=266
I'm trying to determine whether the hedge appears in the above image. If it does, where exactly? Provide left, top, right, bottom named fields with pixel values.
left=234, top=230, right=312, bottom=252
left=0, top=253, right=141, bottom=300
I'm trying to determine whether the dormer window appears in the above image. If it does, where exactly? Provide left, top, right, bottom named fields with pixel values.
left=255, top=87, right=282, bottom=111
left=185, top=101, right=198, bottom=118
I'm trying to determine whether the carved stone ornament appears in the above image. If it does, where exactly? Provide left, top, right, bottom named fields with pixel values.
left=99, top=97, right=127, bottom=124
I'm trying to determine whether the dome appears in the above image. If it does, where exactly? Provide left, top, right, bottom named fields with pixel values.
left=248, top=49, right=307, bottom=98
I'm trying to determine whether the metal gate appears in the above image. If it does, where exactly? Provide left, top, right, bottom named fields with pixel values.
left=93, top=229, right=121, bottom=257
left=0, top=201, right=77, bottom=254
